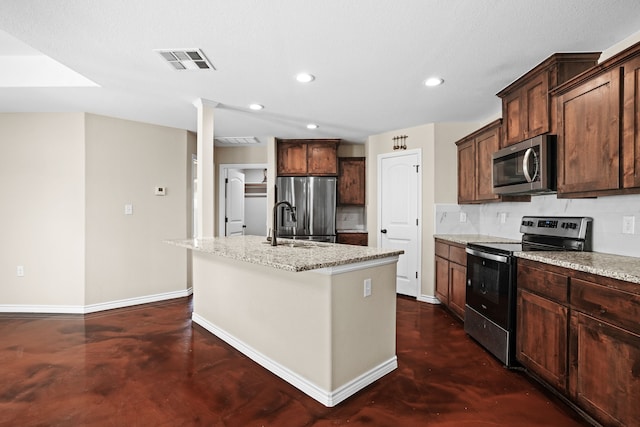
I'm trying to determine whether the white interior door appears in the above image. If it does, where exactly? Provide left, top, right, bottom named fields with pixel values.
left=378, top=150, right=421, bottom=297
left=225, top=169, right=245, bottom=236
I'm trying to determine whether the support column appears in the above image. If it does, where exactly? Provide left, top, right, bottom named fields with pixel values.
left=194, top=99, right=218, bottom=237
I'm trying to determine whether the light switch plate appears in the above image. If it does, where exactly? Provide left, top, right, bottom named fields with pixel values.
left=459, top=212, right=467, bottom=223
left=124, top=204, right=133, bottom=215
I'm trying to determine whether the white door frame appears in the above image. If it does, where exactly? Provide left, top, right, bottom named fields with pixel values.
left=218, top=163, right=268, bottom=237
left=377, top=149, right=422, bottom=297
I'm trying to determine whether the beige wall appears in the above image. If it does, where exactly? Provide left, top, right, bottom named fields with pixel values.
left=366, top=122, right=480, bottom=300
left=0, top=112, right=194, bottom=310
left=0, top=113, right=86, bottom=306
left=84, top=114, right=192, bottom=305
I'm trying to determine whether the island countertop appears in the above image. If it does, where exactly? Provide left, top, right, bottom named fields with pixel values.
left=165, top=235, right=404, bottom=272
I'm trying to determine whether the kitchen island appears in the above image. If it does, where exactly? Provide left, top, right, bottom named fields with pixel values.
left=166, top=235, right=403, bottom=407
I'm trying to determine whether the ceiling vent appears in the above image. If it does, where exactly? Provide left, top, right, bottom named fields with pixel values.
left=214, top=136, right=261, bottom=145
left=156, top=49, right=215, bottom=70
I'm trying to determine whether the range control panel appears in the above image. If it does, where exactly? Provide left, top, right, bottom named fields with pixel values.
left=520, top=216, right=592, bottom=239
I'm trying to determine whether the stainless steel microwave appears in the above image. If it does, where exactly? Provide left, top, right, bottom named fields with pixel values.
left=492, top=134, right=556, bottom=195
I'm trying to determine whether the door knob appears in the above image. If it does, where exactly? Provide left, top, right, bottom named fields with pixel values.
left=381, top=229, right=388, bottom=234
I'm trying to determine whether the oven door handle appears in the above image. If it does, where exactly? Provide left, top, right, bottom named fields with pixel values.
left=466, top=247, right=509, bottom=264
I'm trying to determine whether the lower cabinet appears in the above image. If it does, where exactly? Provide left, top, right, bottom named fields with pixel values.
left=517, top=258, right=640, bottom=427
left=434, top=239, right=467, bottom=321
left=336, top=232, right=368, bottom=246
left=516, top=260, right=569, bottom=392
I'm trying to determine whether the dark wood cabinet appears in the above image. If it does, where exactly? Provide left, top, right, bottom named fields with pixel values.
left=497, top=53, right=599, bottom=147
left=556, top=68, right=620, bottom=195
left=456, top=119, right=524, bottom=204
left=516, top=260, right=569, bottom=392
left=623, top=54, right=640, bottom=189
left=517, top=258, right=640, bottom=427
left=338, top=157, right=365, bottom=205
left=456, top=120, right=500, bottom=204
left=456, top=138, right=476, bottom=204
left=434, top=239, right=467, bottom=321
left=336, top=232, right=368, bottom=246
left=553, top=42, right=640, bottom=198
left=276, top=139, right=339, bottom=176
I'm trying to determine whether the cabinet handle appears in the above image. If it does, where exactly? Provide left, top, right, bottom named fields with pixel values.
left=381, top=229, right=388, bottom=234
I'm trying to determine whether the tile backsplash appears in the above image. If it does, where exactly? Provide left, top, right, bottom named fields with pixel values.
left=337, top=206, right=366, bottom=231
left=435, top=194, right=640, bottom=257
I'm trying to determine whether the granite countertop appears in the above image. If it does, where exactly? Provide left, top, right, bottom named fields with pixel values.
left=516, top=251, right=640, bottom=285
left=433, top=234, right=520, bottom=245
left=165, top=235, right=403, bottom=272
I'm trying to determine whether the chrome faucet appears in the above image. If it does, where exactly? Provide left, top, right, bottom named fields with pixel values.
left=271, top=201, right=296, bottom=246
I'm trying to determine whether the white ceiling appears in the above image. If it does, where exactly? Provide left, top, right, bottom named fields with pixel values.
left=1, top=0, right=640, bottom=145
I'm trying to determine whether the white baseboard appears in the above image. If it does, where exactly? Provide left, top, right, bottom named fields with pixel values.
left=417, top=294, right=441, bottom=304
left=0, top=287, right=193, bottom=314
left=192, top=312, right=398, bottom=407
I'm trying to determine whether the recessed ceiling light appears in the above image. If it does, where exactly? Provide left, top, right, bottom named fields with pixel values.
left=306, top=123, right=319, bottom=130
left=424, top=77, right=444, bottom=87
left=249, top=103, right=264, bottom=110
left=296, top=73, right=315, bottom=83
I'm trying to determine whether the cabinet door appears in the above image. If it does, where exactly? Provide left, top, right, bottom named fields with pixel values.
left=623, top=55, right=640, bottom=189
left=307, top=141, right=338, bottom=175
left=517, top=289, right=568, bottom=392
left=523, top=73, right=550, bottom=140
left=457, top=139, right=476, bottom=204
left=474, top=127, right=501, bottom=202
left=557, top=69, right=621, bottom=195
left=435, top=255, right=449, bottom=305
left=569, top=312, right=640, bottom=426
left=503, top=90, right=524, bottom=146
left=448, top=262, right=467, bottom=320
left=338, top=158, right=365, bottom=205
left=277, top=141, right=308, bottom=176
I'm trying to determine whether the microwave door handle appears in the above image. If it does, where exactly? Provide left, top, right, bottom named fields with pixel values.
left=522, top=147, right=537, bottom=183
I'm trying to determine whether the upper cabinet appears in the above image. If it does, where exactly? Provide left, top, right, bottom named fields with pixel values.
left=277, top=139, right=340, bottom=176
left=497, top=53, right=600, bottom=147
left=553, top=43, right=640, bottom=197
left=337, top=157, right=365, bottom=206
left=456, top=119, right=528, bottom=204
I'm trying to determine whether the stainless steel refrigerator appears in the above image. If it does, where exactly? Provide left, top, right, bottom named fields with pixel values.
left=275, top=176, right=337, bottom=242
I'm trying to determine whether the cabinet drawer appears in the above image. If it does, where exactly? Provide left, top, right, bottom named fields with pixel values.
left=517, top=260, right=568, bottom=303
left=571, top=278, right=640, bottom=335
left=435, top=241, right=449, bottom=259
left=449, top=245, right=467, bottom=266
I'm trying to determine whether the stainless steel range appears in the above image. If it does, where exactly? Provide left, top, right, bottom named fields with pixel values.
left=464, top=216, right=593, bottom=367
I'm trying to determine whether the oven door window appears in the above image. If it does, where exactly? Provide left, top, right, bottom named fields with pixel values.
left=466, top=252, right=512, bottom=329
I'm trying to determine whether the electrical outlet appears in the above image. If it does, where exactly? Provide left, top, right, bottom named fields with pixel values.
left=459, top=212, right=467, bottom=223
left=364, top=278, right=372, bottom=297
left=500, top=212, right=507, bottom=224
left=124, top=204, right=133, bottom=215
left=622, top=216, right=635, bottom=234
left=16, top=265, right=24, bottom=277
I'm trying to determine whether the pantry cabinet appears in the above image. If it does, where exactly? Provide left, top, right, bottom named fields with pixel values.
left=553, top=42, right=640, bottom=197
left=497, top=53, right=599, bottom=147
left=516, top=258, right=640, bottom=427
left=434, top=239, right=467, bottom=321
left=277, top=139, right=339, bottom=176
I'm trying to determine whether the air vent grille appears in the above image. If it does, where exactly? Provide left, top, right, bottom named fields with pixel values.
left=214, top=136, right=261, bottom=145
left=156, top=49, right=215, bottom=71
